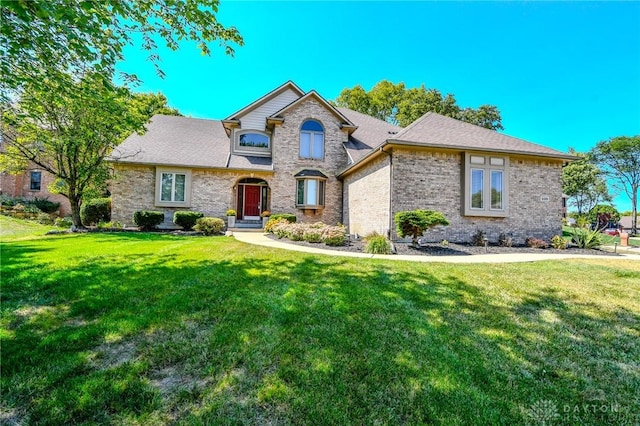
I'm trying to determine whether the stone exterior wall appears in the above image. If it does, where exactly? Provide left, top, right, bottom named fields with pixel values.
left=342, top=154, right=391, bottom=236
left=389, top=148, right=564, bottom=244
left=269, top=97, right=350, bottom=224
left=111, top=164, right=273, bottom=227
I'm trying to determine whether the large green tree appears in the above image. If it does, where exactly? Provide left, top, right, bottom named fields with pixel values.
left=1, top=74, right=151, bottom=227
left=0, top=0, right=243, bottom=98
left=562, top=150, right=611, bottom=217
left=590, top=136, right=640, bottom=235
left=335, top=80, right=503, bottom=129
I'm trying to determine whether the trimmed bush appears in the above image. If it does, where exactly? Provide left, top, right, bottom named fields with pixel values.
left=33, top=197, right=60, bottom=214
left=471, top=229, right=487, bottom=246
left=133, top=210, right=164, bottom=230
left=80, top=197, right=111, bottom=226
left=395, top=209, right=449, bottom=246
left=498, top=233, right=513, bottom=247
left=269, top=213, right=297, bottom=223
left=287, top=223, right=305, bottom=241
left=194, top=217, right=225, bottom=235
left=265, top=217, right=289, bottom=233
left=322, top=225, right=347, bottom=246
left=364, top=232, right=392, bottom=254
left=303, top=227, right=323, bottom=243
left=550, top=235, right=567, bottom=249
left=173, top=211, right=204, bottom=231
left=525, top=237, right=549, bottom=249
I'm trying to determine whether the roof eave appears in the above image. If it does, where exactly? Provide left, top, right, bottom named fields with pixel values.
left=224, top=81, right=305, bottom=120
left=110, top=159, right=275, bottom=173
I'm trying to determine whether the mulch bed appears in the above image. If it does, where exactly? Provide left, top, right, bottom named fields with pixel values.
left=266, top=234, right=619, bottom=257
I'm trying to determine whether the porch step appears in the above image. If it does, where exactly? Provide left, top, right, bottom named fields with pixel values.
left=229, top=227, right=265, bottom=233
left=233, top=220, right=263, bottom=229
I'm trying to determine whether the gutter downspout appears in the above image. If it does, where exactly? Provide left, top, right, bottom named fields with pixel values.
left=380, top=145, right=393, bottom=240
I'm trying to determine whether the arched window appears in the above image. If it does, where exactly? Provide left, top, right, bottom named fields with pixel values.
left=300, top=120, right=324, bottom=159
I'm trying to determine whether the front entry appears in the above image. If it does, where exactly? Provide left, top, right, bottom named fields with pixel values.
left=236, top=178, right=269, bottom=220
left=243, top=185, right=261, bottom=219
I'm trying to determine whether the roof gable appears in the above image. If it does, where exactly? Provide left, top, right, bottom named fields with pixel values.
left=225, top=81, right=305, bottom=120
left=268, top=91, right=357, bottom=133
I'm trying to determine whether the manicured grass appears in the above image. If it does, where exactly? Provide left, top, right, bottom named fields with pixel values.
left=2, top=216, right=640, bottom=425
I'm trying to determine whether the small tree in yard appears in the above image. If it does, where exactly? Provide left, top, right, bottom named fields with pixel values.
left=395, top=210, right=449, bottom=247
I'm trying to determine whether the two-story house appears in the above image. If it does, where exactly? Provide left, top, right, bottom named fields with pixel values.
left=110, top=81, right=574, bottom=243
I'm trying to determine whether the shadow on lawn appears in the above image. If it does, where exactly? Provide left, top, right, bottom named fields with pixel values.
left=1, top=234, right=639, bottom=425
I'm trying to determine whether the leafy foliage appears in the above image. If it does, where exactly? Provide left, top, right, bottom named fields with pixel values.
left=364, top=232, right=392, bottom=254
left=498, top=233, right=513, bottom=247
left=395, top=210, right=449, bottom=246
left=80, top=198, right=111, bottom=226
left=525, top=237, right=549, bottom=249
left=550, top=235, right=568, bottom=250
left=133, top=210, right=164, bottom=231
left=335, top=80, right=503, bottom=129
left=226, top=209, right=236, bottom=216
left=1, top=0, right=243, bottom=99
left=562, top=150, right=610, bottom=216
left=32, top=197, right=60, bottom=214
left=266, top=220, right=346, bottom=246
left=173, top=211, right=204, bottom=231
left=471, top=229, right=487, bottom=246
left=590, top=136, right=640, bottom=235
left=269, top=213, right=297, bottom=223
left=194, top=217, right=225, bottom=235
left=587, top=204, right=620, bottom=229
left=571, top=228, right=603, bottom=249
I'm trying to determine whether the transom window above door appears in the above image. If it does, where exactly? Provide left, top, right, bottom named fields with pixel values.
left=300, top=120, right=324, bottom=160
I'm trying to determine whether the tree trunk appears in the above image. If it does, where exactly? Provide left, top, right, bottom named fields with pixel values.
left=69, top=195, right=84, bottom=229
left=632, top=184, right=638, bottom=236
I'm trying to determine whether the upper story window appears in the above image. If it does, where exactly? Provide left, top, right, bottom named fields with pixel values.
left=464, top=154, right=509, bottom=217
left=300, top=120, right=324, bottom=160
left=30, top=171, right=42, bottom=191
left=234, top=130, right=271, bottom=157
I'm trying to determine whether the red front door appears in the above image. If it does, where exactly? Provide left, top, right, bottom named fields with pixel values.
left=244, top=185, right=261, bottom=218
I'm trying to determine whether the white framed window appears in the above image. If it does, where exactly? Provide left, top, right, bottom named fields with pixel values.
left=464, top=154, right=508, bottom=217
left=300, top=120, right=324, bottom=160
left=155, top=169, right=191, bottom=207
left=233, top=130, right=271, bottom=157
left=30, top=171, right=42, bottom=191
left=296, top=178, right=325, bottom=208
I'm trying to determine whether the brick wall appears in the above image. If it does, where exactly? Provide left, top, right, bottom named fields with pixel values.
left=1, top=167, right=71, bottom=216
left=389, top=148, right=564, bottom=244
left=342, top=154, right=391, bottom=236
left=270, top=97, right=350, bottom=224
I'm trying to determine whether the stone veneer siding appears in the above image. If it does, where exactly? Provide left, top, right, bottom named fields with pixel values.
left=111, top=164, right=273, bottom=227
left=389, top=148, right=564, bottom=244
left=269, top=97, right=350, bottom=224
left=342, top=154, right=391, bottom=236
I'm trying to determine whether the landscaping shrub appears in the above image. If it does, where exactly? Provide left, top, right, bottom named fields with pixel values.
left=270, top=213, right=297, bottom=223
left=33, top=197, right=61, bottom=214
left=395, top=209, right=449, bottom=246
left=498, top=233, right=513, bottom=247
left=226, top=209, right=236, bottom=216
left=272, top=220, right=290, bottom=239
left=54, top=217, right=73, bottom=228
left=36, top=212, right=54, bottom=225
left=322, top=225, right=347, bottom=246
left=587, top=204, right=620, bottom=229
left=97, top=221, right=124, bottom=229
left=525, top=237, right=549, bottom=249
left=550, top=235, right=567, bottom=249
left=80, top=197, right=111, bottom=226
left=287, top=223, right=305, bottom=241
left=194, top=217, right=225, bottom=235
left=471, top=229, right=487, bottom=246
left=133, top=210, right=164, bottom=230
left=571, top=228, right=602, bottom=249
left=265, top=217, right=289, bottom=233
left=173, top=211, right=204, bottom=231
left=364, top=232, right=392, bottom=254
left=303, top=227, right=323, bottom=243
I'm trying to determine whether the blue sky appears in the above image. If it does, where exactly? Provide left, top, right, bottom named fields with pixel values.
left=117, top=1, right=640, bottom=211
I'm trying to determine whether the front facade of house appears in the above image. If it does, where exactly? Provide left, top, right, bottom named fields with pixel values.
left=110, top=81, right=573, bottom=243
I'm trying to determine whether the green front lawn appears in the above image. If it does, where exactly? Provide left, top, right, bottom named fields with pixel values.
left=2, top=217, right=639, bottom=425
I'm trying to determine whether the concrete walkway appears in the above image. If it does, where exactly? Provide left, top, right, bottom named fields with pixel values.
left=233, top=232, right=640, bottom=264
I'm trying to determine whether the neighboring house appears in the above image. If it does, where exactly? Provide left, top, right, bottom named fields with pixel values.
left=110, top=81, right=574, bottom=243
left=0, top=167, right=71, bottom=216
left=620, top=216, right=638, bottom=231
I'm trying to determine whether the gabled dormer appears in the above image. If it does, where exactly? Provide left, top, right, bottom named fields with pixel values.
left=223, top=81, right=305, bottom=157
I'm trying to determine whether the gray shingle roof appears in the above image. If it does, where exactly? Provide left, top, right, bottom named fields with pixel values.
left=110, top=115, right=273, bottom=170
left=337, top=107, right=402, bottom=162
left=392, top=112, right=572, bottom=158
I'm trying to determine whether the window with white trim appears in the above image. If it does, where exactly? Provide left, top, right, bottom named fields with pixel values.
left=300, top=120, right=324, bottom=159
left=464, top=154, right=508, bottom=217
left=155, top=169, right=191, bottom=207
left=296, top=178, right=325, bottom=208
